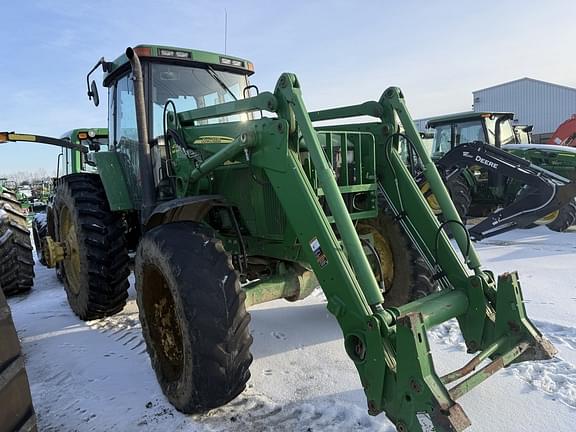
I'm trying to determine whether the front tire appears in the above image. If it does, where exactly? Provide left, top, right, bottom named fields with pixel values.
left=546, top=200, right=576, bottom=232
left=135, top=222, right=253, bottom=413
left=53, top=174, right=130, bottom=320
left=357, top=211, right=438, bottom=307
left=445, top=174, right=472, bottom=223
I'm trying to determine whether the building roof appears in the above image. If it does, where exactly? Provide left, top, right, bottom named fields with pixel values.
left=473, top=77, right=576, bottom=94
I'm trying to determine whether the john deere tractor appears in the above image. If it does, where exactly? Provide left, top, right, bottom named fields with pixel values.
left=28, top=45, right=555, bottom=431
left=28, top=128, right=109, bottom=267
left=424, top=112, right=576, bottom=239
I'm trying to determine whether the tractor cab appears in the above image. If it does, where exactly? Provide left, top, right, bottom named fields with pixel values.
left=86, top=45, right=255, bottom=204
left=58, top=128, right=109, bottom=176
left=427, top=112, right=516, bottom=159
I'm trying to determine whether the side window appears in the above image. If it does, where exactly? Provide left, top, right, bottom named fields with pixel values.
left=115, top=75, right=138, bottom=145
left=111, top=74, right=142, bottom=203
left=433, top=125, right=452, bottom=154
left=108, top=84, right=116, bottom=149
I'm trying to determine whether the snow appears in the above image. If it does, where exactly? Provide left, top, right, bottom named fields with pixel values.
left=7, top=226, right=576, bottom=431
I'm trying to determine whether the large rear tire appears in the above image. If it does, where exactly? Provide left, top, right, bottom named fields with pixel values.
left=135, top=222, right=253, bottom=413
left=546, top=200, right=576, bottom=232
left=0, top=190, right=34, bottom=296
left=53, top=174, right=130, bottom=320
left=357, top=210, right=438, bottom=307
left=0, top=289, right=37, bottom=432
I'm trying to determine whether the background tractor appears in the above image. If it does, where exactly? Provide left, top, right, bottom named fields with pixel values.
left=423, top=112, right=576, bottom=238
left=6, top=45, right=556, bottom=431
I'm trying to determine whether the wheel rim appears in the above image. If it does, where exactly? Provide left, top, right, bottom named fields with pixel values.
left=142, top=263, right=184, bottom=382
left=535, top=210, right=559, bottom=225
left=420, top=182, right=441, bottom=214
left=59, top=207, right=81, bottom=294
left=357, top=223, right=394, bottom=289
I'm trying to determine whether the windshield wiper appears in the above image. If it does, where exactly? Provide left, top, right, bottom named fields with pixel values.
left=206, top=66, right=238, bottom=101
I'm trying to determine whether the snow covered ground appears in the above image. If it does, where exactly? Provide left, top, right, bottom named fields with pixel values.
left=7, top=226, right=576, bottom=431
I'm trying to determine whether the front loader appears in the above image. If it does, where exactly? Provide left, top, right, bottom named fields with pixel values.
left=37, top=45, right=554, bottom=431
left=421, top=112, right=576, bottom=237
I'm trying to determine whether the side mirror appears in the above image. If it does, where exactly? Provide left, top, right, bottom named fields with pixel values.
left=88, top=140, right=101, bottom=152
left=89, top=80, right=100, bottom=107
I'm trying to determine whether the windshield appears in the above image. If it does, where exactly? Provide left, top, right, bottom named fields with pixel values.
left=150, top=63, right=249, bottom=138
left=432, top=120, right=485, bottom=154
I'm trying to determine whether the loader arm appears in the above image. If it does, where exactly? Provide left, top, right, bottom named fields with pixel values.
left=0, top=132, right=88, bottom=153
left=435, top=141, right=576, bottom=239
left=171, top=73, right=556, bottom=431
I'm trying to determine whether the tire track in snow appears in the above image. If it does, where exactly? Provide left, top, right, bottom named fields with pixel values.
left=87, top=308, right=147, bottom=355
left=193, top=388, right=394, bottom=432
left=428, top=319, right=576, bottom=408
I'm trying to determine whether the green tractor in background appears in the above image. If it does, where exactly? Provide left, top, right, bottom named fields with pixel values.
left=31, top=128, right=109, bottom=267
left=423, top=111, right=576, bottom=239
left=1, top=129, right=107, bottom=291
left=5, top=45, right=556, bottom=431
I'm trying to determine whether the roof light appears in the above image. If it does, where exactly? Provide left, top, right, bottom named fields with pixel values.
left=88, top=129, right=96, bottom=138
left=175, top=51, right=191, bottom=59
left=247, top=62, right=254, bottom=72
left=220, top=57, right=245, bottom=68
left=159, top=49, right=175, bottom=57
left=133, top=47, right=151, bottom=57
left=78, top=132, right=88, bottom=140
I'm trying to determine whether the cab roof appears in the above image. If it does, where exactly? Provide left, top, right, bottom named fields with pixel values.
left=60, top=128, right=108, bottom=143
left=426, top=111, right=514, bottom=128
left=103, top=44, right=254, bottom=86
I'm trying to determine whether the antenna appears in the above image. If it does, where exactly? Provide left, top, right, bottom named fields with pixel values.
left=224, top=9, right=228, bottom=54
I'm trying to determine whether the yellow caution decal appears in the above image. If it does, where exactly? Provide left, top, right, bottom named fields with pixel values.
left=8, top=133, right=38, bottom=142
left=193, top=136, right=234, bottom=145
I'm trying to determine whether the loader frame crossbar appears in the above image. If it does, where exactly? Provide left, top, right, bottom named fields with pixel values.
left=0, top=132, right=88, bottom=153
left=166, top=73, right=556, bottom=431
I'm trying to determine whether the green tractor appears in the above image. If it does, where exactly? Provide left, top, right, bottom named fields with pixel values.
left=24, top=45, right=556, bottom=431
left=0, top=175, right=34, bottom=296
left=29, top=128, right=109, bottom=268
left=424, top=112, right=576, bottom=239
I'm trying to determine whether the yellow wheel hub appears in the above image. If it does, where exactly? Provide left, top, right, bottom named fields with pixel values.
left=59, top=207, right=82, bottom=294
left=420, top=182, right=441, bottom=214
left=357, top=223, right=394, bottom=289
left=535, top=210, right=559, bottom=225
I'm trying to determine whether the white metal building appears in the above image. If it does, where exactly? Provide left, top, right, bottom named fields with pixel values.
left=472, top=78, right=576, bottom=135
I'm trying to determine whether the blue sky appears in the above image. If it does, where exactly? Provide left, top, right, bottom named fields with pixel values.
left=1, top=0, right=575, bottom=174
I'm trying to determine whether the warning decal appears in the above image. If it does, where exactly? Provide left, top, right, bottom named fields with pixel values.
left=309, top=237, right=328, bottom=268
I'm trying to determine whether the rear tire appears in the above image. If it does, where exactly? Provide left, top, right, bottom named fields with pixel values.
left=546, top=200, right=576, bottom=232
left=0, top=191, right=34, bottom=296
left=0, top=289, right=37, bottom=432
left=53, top=174, right=130, bottom=320
left=358, top=210, right=438, bottom=307
left=135, top=222, right=253, bottom=413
